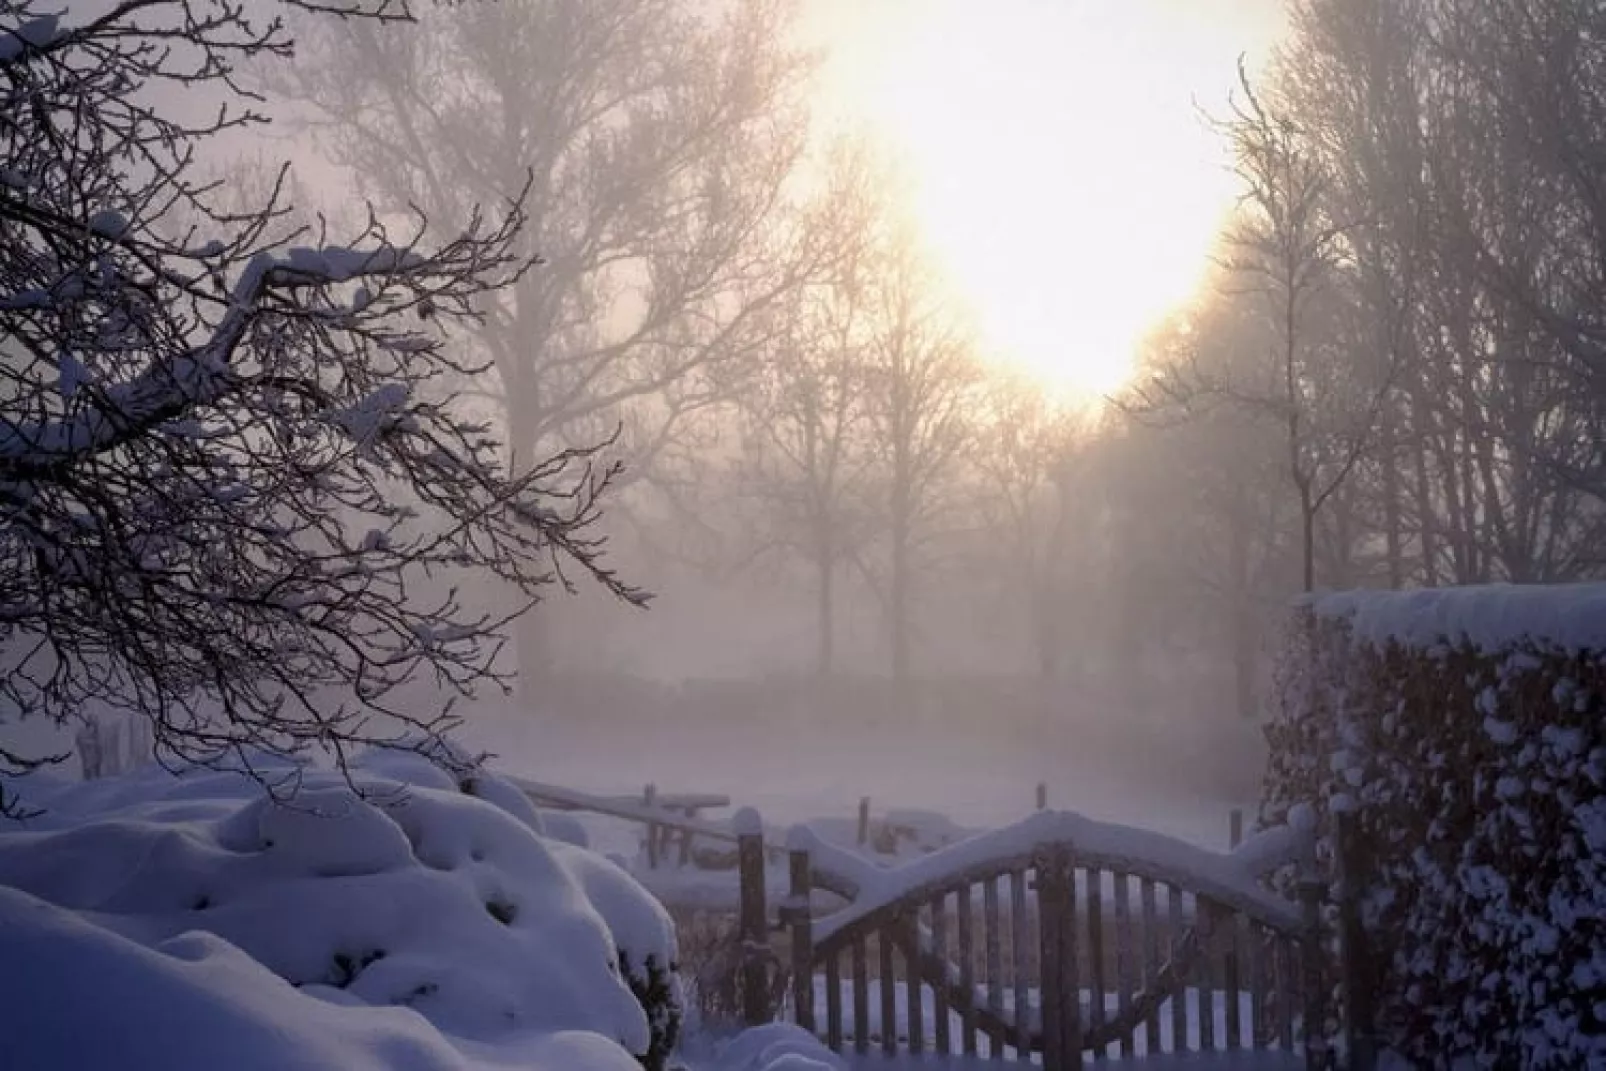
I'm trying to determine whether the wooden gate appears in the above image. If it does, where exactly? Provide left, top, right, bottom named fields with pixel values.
left=769, top=810, right=1326, bottom=1070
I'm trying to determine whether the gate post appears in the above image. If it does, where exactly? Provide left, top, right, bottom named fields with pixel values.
left=735, top=807, right=770, bottom=1026
left=1335, top=810, right=1377, bottom=1071
left=1034, top=842, right=1081, bottom=1071
left=783, top=828, right=815, bottom=1033
left=1297, top=821, right=1329, bottom=1070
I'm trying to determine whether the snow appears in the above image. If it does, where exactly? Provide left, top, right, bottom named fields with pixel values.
left=715, top=1023, right=847, bottom=1071
left=0, top=14, right=59, bottom=62
left=0, top=757, right=680, bottom=1070
left=1483, top=717, right=1518, bottom=745
left=1308, top=583, right=1606, bottom=652
left=56, top=351, right=88, bottom=400
left=0, top=885, right=598, bottom=1071
left=330, top=382, right=412, bottom=446
left=89, top=209, right=130, bottom=239
left=0, top=241, right=433, bottom=468
left=733, top=806, right=764, bottom=837
left=282, top=245, right=427, bottom=282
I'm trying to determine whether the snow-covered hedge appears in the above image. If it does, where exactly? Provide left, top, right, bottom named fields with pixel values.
left=1261, top=588, right=1606, bottom=1068
left=0, top=754, right=682, bottom=1071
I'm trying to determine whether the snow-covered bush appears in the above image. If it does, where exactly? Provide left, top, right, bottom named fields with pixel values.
left=1262, top=587, right=1606, bottom=1068
left=0, top=757, right=683, bottom=1070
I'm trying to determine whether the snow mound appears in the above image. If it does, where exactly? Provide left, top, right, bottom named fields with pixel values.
left=716, top=1022, right=847, bottom=1071
left=0, top=884, right=637, bottom=1071
left=0, top=763, right=663, bottom=1068
left=1309, top=583, right=1606, bottom=652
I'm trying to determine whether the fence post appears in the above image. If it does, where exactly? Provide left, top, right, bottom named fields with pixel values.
left=1036, top=782, right=1047, bottom=811
left=76, top=718, right=105, bottom=780
left=643, top=783, right=659, bottom=869
left=1230, top=808, right=1244, bottom=849
left=783, top=828, right=815, bottom=1033
left=1335, top=810, right=1377, bottom=1071
left=1297, top=815, right=1329, bottom=1070
left=735, top=807, right=770, bottom=1027
left=857, top=797, right=870, bottom=846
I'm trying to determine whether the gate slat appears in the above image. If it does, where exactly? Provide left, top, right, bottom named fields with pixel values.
left=1168, top=885, right=1186, bottom=1053
left=984, top=876, right=1004, bottom=1060
left=1087, top=866, right=1106, bottom=1059
left=1225, top=912, right=1243, bottom=1050
left=958, top=884, right=978, bottom=1056
left=1142, top=878, right=1161, bottom=1056
left=1065, top=852, right=1083, bottom=1059
left=1010, top=867, right=1029, bottom=1058
left=906, top=914, right=924, bottom=1055
left=932, top=892, right=951, bottom=1054
left=1250, top=922, right=1267, bottom=1050
left=1038, top=854, right=1064, bottom=1071
left=1275, top=935, right=1294, bottom=1052
left=852, top=937, right=869, bottom=1054
left=1114, top=872, right=1132, bottom=1058
left=825, top=948, right=842, bottom=1050
left=879, top=925, right=896, bottom=1056
left=1198, top=899, right=1216, bottom=1052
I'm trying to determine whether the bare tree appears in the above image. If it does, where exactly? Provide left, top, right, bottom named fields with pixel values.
left=735, top=286, right=872, bottom=678
left=1274, top=0, right=1606, bottom=584
left=972, top=375, right=1089, bottom=683
left=274, top=0, right=837, bottom=679
left=1137, top=70, right=1387, bottom=594
left=0, top=0, right=640, bottom=814
left=859, top=231, right=980, bottom=692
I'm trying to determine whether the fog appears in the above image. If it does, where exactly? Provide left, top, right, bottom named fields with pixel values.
left=8, top=0, right=1606, bottom=855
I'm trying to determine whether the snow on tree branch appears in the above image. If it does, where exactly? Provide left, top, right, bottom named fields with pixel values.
left=0, top=0, right=643, bottom=813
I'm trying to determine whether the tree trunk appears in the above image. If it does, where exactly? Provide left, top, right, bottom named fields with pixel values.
left=1299, top=480, right=1316, bottom=593
left=1382, top=410, right=1404, bottom=588
left=815, top=541, right=835, bottom=679
left=1033, top=583, right=1059, bottom=681
left=1228, top=479, right=1257, bottom=718
left=889, top=513, right=910, bottom=690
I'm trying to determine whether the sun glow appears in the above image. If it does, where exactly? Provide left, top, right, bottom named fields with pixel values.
left=810, top=0, right=1285, bottom=399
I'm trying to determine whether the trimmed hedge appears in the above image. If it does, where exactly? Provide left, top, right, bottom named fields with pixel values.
left=1261, top=594, right=1606, bottom=1068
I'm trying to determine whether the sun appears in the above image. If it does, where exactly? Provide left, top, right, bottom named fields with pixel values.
left=809, top=0, right=1283, bottom=400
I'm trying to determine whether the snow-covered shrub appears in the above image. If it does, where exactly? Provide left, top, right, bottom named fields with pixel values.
left=1262, top=588, right=1606, bottom=1068
left=549, top=840, right=683, bottom=1071
left=0, top=760, right=686, bottom=1069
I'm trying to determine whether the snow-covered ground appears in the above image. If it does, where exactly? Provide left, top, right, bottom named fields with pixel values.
left=0, top=693, right=1268, bottom=1071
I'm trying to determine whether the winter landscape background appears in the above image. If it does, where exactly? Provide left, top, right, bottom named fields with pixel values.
left=4, top=0, right=1606, bottom=1068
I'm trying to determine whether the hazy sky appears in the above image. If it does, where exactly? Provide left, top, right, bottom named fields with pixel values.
left=801, top=0, right=1289, bottom=398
